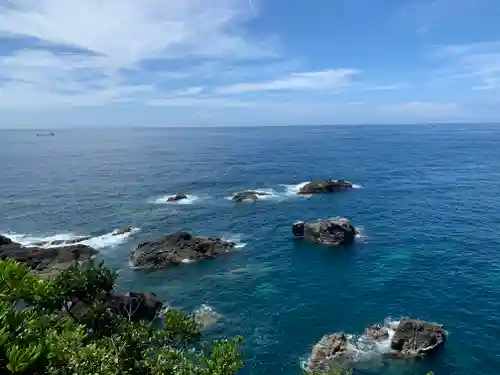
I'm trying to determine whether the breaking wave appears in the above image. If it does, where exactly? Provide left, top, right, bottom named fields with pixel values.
left=193, top=304, right=223, bottom=328
left=4, top=227, right=140, bottom=250
left=222, top=233, right=247, bottom=249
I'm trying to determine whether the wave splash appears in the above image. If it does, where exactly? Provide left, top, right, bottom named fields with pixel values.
left=152, top=194, right=204, bottom=205
left=4, top=228, right=140, bottom=250
left=221, top=233, right=247, bottom=249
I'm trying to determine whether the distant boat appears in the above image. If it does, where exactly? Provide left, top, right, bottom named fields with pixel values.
left=36, top=132, right=55, bottom=137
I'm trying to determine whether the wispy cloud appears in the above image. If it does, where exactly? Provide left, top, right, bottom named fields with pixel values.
left=432, top=41, right=500, bottom=90
left=0, top=0, right=277, bottom=108
left=216, top=69, right=359, bottom=94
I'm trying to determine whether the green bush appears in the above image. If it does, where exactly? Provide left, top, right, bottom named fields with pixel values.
left=0, top=259, right=243, bottom=375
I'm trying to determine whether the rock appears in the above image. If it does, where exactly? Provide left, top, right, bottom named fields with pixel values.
left=31, top=236, right=92, bottom=247
left=105, top=292, right=163, bottom=321
left=0, top=242, right=98, bottom=274
left=193, top=304, right=222, bottom=328
left=70, top=291, right=163, bottom=322
left=390, top=318, right=446, bottom=356
left=232, top=190, right=270, bottom=202
left=167, top=194, right=188, bottom=202
left=130, top=231, right=235, bottom=269
left=364, top=324, right=390, bottom=341
left=298, top=179, right=353, bottom=195
left=292, top=217, right=357, bottom=245
left=307, top=333, right=349, bottom=372
left=0, top=235, right=14, bottom=247
left=114, top=227, right=133, bottom=236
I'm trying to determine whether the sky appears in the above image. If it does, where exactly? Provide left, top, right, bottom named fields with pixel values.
left=1, top=0, right=500, bottom=127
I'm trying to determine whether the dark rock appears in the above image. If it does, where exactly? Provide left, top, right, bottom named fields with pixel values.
left=0, top=235, right=14, bottom=247
left=114, top=227, right=133, bottom=235
left=232, top=190, right=270, bottom=202
left=105, top=292, right=163, bottom=321
left=130, top=231, right=235, bottom=269
left=292, top=217, right=357, bottom=245
left=167, top=194, right=188, bottom=202
left=70, top=292, right=163, bottom=322
left=390, top=318, right=446, bottom=355
left=307, top=333, right=348, bottom=371
left=0, top=242, right=98, bottom=274
left=298, top=179, right=353, bottom=195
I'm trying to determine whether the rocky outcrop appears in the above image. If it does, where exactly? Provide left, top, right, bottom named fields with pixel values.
left=232, top=190, right=270, bottom=202
left=390, top=318, right=446, bottom=356
left=167, top=194, right=187, bottom=202
left=0, top=236, right=98, bottom=274
left=0, top=235, right=13, bottom=246
left=364, top=324, right=390, bottom=341
left=307, top=318, right=447, bottom=372
left=307, top=333, right=349, bottom=371
left=130, top=232, right=235, bottom=269
left=298, top=180, right=353, bottom=195
left=292, top=217, right=357, bottom=245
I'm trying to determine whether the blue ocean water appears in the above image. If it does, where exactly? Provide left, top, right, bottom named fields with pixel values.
left=1, top=124, right=500, bottom=375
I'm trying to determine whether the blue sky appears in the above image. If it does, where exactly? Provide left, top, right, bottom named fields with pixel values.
left=1, top=0, right=500, bottom=127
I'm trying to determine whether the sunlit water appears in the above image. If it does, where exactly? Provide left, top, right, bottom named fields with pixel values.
left=2, top=124, right=500, bottom=375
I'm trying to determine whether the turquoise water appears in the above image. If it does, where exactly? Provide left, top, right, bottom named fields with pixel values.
left=2, top=125, right=500, bottom=375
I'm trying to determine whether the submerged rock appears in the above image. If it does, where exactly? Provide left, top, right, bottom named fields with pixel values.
left=193, top=304, right=222, bottom=328
left=232, top=190, right=271, bottom=202
left=167, top=194, right=188, bottom=202
left=298, top=179, right=353, bottom=195
left=390, top=318, right=446, bottom=356
left=364, top=324, right=390, bottom=341
left=0, top=236, right=98, bottom=274
left=292, top=217, right=357, bottom=245
left=31, top=236, right=92, bottom=247
left=130, top=231, right=235, bottom=269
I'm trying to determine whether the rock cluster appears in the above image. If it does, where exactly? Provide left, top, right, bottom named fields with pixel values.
left=298, top=180, right=353, bottom=195
left=232, top=190, right=271, bottom=202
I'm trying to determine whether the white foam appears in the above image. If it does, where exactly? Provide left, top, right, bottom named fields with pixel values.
left=352, top=184, right=363, bottom=189
left=355, top=226, right=366, bottom=240
left=3, top=228, right=140, bottom=250
left=222, top=234, right=247, bottom=249
left=193, top=304, right=222, bottom=328
left=282, top=181, right=311, bottom=196
left=153, top=194, right=203, bottom=205
left=181, top=258, right=195, bottom=264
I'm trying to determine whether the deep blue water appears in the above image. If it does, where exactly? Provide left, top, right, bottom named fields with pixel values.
left=2, top=125, right=500, bottom=375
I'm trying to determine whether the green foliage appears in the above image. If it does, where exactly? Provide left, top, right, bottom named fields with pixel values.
left=0, top=259, right=243, bottom=375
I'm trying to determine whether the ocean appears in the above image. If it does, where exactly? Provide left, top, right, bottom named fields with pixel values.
left=1, top=124, right=500, bottom=375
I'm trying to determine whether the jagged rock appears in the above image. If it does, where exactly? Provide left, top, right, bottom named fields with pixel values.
left=307, top=333, right=348, bottom=371
left=232, top=190, right=270, bottom=202
left=390, top=318, right=446, bottom=355
left=298, top=180, right=353, bottom=195
left=364, top=324, right=390, bottom=341
left=0, top=236, right=97, bottom=274
left=292, top=217, right=357, bottom=245
left=114, top=226, right=133, bottom=235
left=130, top=232, right=235, bottom=269
left=0, top=235, right=14, bottom=246
left=167, top=194, right=187, bottom=202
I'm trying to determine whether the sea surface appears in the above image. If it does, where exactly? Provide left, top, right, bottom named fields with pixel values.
left=1, top=124, right=500, bottom=375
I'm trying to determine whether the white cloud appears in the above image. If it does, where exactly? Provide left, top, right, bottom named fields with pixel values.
left=0, top=0, right=276, bottom=108
left=432, top=42, right=500, bottom=90
left=216, top=69, right=359, bottom=94
left=378, top=101, right=461, bottom=118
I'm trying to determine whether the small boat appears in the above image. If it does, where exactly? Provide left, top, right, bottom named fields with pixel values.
left=36, top=132, right=55, bottom=137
